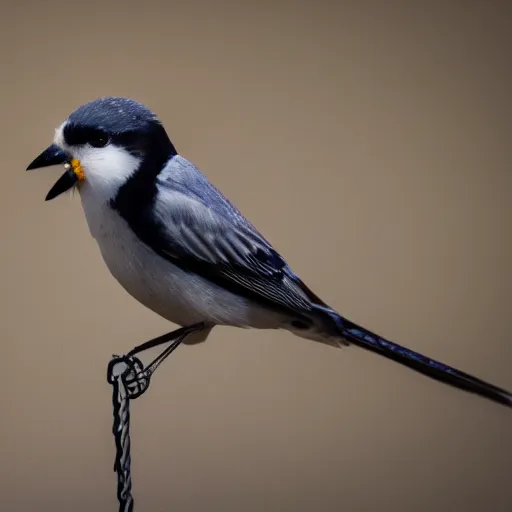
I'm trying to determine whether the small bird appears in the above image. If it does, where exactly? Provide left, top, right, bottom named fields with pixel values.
left=27, top=97, right=512, bottom=408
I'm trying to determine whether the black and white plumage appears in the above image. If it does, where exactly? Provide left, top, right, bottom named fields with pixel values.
left=27, top=97, right=512, bottom=408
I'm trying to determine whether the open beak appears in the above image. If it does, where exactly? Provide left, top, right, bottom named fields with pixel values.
left=26, top=144, right=83, bottom=201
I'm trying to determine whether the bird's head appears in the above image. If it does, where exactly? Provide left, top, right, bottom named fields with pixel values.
left=26, top=97, right=177, bottom=202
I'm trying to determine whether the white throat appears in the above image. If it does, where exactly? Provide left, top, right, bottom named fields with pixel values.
left=53, top=122, right=142, bottom=238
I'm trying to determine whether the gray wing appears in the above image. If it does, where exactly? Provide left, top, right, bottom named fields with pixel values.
left=140, top=156, right=329, bottom=315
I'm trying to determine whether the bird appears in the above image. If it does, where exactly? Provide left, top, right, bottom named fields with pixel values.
left=27, top=96, right=512, bottom=409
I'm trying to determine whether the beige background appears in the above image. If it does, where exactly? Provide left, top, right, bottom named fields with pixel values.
left=1, top=1, right=511, bottom=511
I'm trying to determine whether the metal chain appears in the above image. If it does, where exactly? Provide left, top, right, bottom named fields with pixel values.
left=107, top=356, right=142, bottom=512
left=106, top=324, right=203, bottom=512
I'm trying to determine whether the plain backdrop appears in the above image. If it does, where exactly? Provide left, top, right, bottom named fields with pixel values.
left=1, top=1, right=511, bottom=511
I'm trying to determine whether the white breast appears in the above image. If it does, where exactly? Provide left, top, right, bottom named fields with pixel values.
left=78, top=189, right=284, bottom=330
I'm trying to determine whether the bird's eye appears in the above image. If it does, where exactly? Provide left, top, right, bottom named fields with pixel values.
left=89, top=134, right=110, bottom=148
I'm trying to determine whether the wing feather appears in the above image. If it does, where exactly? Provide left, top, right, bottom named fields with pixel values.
left=113, top=155, right=328, bottom=317
left=149, top=180, right=318, bottom=314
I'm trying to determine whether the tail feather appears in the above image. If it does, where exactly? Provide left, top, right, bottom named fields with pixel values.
left=319, top=308, right=512, bottom=408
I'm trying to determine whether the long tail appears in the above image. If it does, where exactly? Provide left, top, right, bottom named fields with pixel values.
left=316, top=307, right=512, bottom=408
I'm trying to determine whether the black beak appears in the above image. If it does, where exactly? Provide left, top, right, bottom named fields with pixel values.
left=26, top=144, right=70, bottom=170
left=26, top=144, right=77, bottom=201
left=45, top=169, right=78, bottom=201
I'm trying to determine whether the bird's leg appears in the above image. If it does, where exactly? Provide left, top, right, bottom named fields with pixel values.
left=127, top=322, right=206, bottom=357
left=112, top=323, right=206, bottom=388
